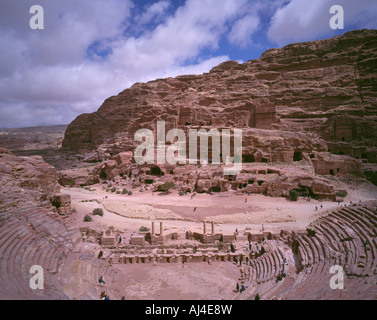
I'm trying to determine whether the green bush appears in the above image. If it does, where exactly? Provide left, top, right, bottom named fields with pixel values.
left=336, top=190, right=348, bottom=198
left=122, top=189, right=128, bottom=194
left=289, top=190, right=300, bottom=201
left=65, top=180, right=75, bottom=187
left=128, top=191, right=133, bottom=196
left=111, top=187, right=116, bottom=193
left=139, top=226, right=150, bottom=232
left=292, top=239, right=300, bottom=255
left=157, top=182, right=175, bottom=193
left=307, top=228, right=316, bottom=237
left=93, top=208, right=104, bottom=217
left=364, top=171, right=377, bottom=186
left=83, top=214, right=92, bottom=222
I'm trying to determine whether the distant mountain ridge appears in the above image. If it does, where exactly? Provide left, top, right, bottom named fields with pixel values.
left=0, top=125, right=68, bottom=151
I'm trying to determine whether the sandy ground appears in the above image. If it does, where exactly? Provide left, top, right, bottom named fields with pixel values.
left=63, top=181, right=377, bottom=235
left=114, top=262, right=240, bottom=300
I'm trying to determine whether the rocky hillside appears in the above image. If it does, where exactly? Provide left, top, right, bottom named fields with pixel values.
left=63, top=29, right=377, bottom=163
left=0, top=148, right=82, bottom=299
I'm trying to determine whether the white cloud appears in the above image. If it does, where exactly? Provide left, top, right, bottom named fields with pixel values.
left=137, top=0, right=171, bottom=25
left=0, top=0, right=246, bottom=128
left=228, top=15, right=260, bottom=48
left=0, top=0, right=375, bottom=128
left=268, top=0, right=377, bottom=46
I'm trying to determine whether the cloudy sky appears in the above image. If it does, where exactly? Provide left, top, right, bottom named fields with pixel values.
left=0, top=0, right=376, bottom=128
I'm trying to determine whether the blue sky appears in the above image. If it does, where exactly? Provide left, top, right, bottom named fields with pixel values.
left=0, top=0, right=376, bottom=128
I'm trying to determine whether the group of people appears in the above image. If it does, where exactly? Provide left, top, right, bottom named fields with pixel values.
left=236, top=283, right=246, bottom=293
left=99, top=277, right=110, bottom=300
left=100, top=291, right=111, bottom=300
left=99, top=277, right=126, bottom=300
left=243, top=238, right=265, bottom=260
left=337, top=200, right=361, bottom=206
left=100, top=292, right=126, bottom=300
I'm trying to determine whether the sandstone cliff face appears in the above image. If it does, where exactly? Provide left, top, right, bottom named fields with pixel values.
left=0, top=150, right=71, bottom=215
left=63, top=29, right=377, bottom=163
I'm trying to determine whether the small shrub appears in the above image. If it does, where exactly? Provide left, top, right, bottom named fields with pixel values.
left=289, top=190, right=300, bottom=201
left=93, top=208, right=104, bottom=217
left=157, top=182, right=175, bottom=193
left=111, top=187, right=116, bottom=193
left=139, top=226, right=150, bottom=232
left=128, top=191, right=133, bottom=196
left=292, top=239, right=300, bottom=255
left=179, top=191, right=185, bottom=196
left=122, top=189, right=128, bottom=194
left=116, top=191, right=121, bottom=194
left=307, top=228, right=316, bottom=237
left=230, top=243, right=236, bottom=253
left=83, top=214, right=92, bottom=222
left=66, top=180, right=75, bottom=187
left=364, top=171, right=377, bottom=186
left=336, top=190, right=348, bottom=198
left=98, top=251, right=103, bottom=259
left=254, top=294, right=260, bottom=300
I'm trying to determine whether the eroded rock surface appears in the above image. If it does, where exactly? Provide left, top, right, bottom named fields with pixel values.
left=63, top=29, right=377, bottom=163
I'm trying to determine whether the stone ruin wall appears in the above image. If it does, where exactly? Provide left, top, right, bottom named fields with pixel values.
left=81, top=221, right=283, bottom=266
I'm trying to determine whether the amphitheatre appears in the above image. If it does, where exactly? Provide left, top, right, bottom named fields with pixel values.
left=0, top=29, right=377, bottom=300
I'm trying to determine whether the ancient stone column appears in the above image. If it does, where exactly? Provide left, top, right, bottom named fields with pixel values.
left=160, top=221, right=163, bottom=235
left=211, top=221, right=215, bottom=234
left=151, top=221, right=155, bottom=236
left=203, top=221, right=207, bottom=234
